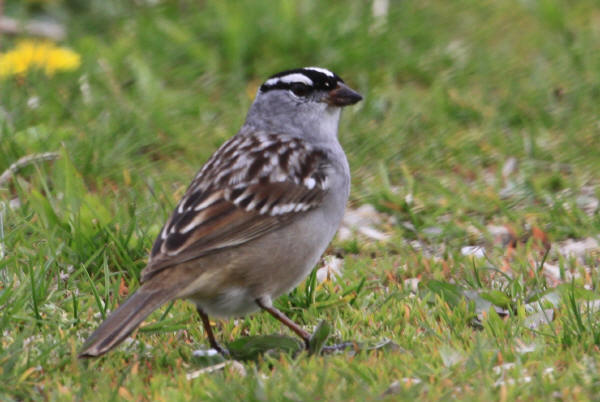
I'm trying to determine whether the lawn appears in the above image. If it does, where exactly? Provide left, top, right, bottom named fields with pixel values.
left=1, top=0, right=600, bottom=400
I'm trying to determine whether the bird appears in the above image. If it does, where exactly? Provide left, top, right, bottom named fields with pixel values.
left=79, top=66, right=362, bottom=357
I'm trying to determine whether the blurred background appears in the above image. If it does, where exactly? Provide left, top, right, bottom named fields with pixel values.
left=2, top=1, right=599, bottom=227
left=1, top=0, right=600, bottom=399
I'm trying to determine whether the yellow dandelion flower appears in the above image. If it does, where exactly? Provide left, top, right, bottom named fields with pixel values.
left=0, top=40, right=81, bottom=78
left=44, top=46, right=81, bottom=75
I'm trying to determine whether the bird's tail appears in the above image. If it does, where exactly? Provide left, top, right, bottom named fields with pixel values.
left=78, top=286, right=177, bottom=358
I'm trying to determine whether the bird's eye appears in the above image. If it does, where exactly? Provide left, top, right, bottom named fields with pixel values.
left=290, top=83, right=311, bottom=97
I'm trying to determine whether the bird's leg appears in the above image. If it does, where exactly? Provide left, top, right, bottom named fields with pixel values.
left=256, top=298, right=358, bottom=354
left=196, top=307, right=229, bottom=356
left=256, top=298, right=311, bottom=348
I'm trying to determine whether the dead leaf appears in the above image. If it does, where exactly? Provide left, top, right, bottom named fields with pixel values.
left=186, top=362, right=228, bottom=380
left=57, top=384, right=70, bottom=395
left=381, top=378, right=423, bottom=396
left=316, top=256, right=343, bottom=283
left=461, top=246, right=485, bottom=258
left=531, top=226, right=551, bottom=253
left=486, top=224, right=517, bottom=248
left=118, top=277, right=129, bottom=298
left=502, top=157, right=518, bottom=180
left=439, top=345, right=463, bottom=368
left=338, top=204, right=390, bottom=242
left=403, top=277, right=420, bottom=292
left=558, top=237, right=599, bottom=259
left=493, top=363, right=515, bottom=375
left=541, top=263, right=574, bottom=283
left=118, top=387, right=134, bottom=401
left=576, top=193, right=599, bottom=216
left=227, top=361, right=247, bottom=377
left=523, top=309, right=554, bottom=329
left=515, top=342, right=538, bottom=354
left=192, top=349, right=219, bottom=357
left=187, top=361, right=246, bottom=380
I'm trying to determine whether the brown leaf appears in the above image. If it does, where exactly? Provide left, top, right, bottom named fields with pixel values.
left=487, top=224, right=517, bottom=248
left=119, top=277, right=129, bottom=298
left=118, top=387, right=134, bottom=401
left=501, top=243, right=515, bottom=273
left=504, top=225, right=518, bottom=248
left=531, top=226, right=551, bottom=253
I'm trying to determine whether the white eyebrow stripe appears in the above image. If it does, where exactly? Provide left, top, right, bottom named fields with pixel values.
left=304, top=67, right=334, bottom=77
left=264, top=73, right=313, bottom=87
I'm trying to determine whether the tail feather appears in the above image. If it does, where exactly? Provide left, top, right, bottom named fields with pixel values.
left=79, top=287, right=176, bottom=358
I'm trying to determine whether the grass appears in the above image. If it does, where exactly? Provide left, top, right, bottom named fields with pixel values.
left=1, top=0, right=600, bottom=399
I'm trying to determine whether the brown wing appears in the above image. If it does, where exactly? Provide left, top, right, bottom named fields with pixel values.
left=141, top=132, right=330, bottom=282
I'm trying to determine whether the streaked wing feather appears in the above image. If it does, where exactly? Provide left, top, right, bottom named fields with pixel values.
left=141, top=133, right=329, bottom=282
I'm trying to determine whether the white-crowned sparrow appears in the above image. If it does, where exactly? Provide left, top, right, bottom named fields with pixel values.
left=79, top=67, right=362, bottom=357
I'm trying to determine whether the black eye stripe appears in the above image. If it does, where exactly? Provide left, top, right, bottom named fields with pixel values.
left=260, top=67, right=343, bottom=93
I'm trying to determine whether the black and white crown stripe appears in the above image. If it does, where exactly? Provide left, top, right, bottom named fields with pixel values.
left=304, top=67, right=335, bottom=77
left=151, top=132, right=330, bottom=258
left=260, top=67, right=343, bottom=93
left=264, top=73, right=313, bottom=87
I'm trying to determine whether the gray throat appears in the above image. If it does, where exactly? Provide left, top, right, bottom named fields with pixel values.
left=242, top=100, right=342, bottom=148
